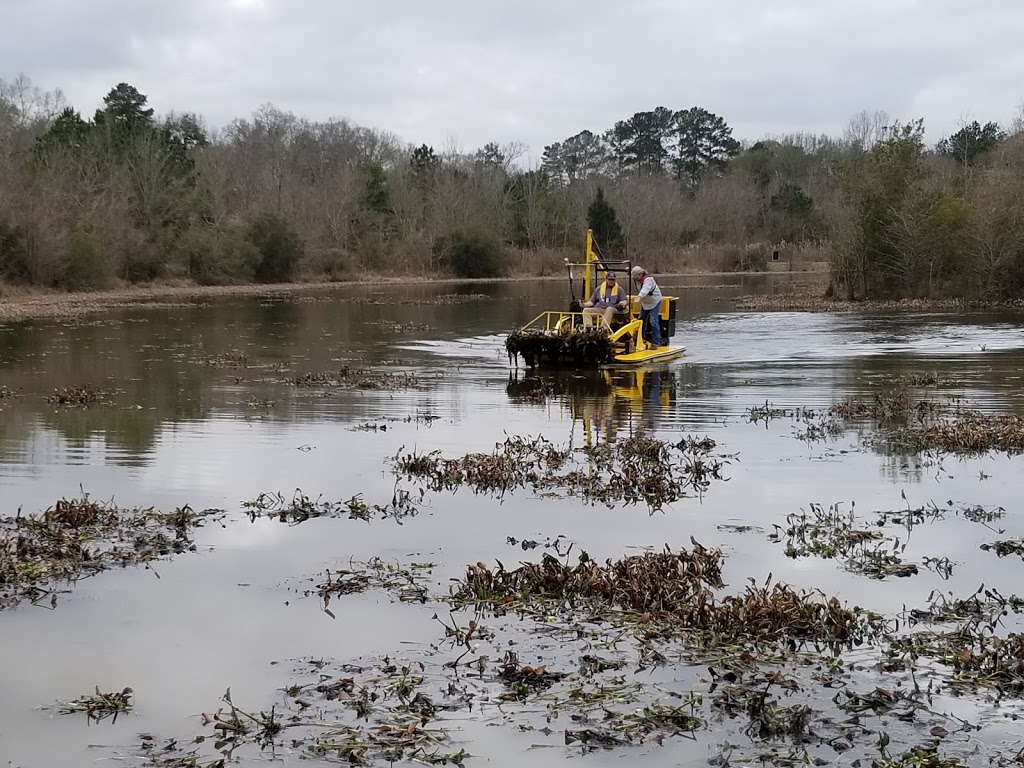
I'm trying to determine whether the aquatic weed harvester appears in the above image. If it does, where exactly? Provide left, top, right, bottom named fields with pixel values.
left=505, top=230, right=685, bottom=368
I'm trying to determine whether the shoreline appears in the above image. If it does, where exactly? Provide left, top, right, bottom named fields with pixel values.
left=732, top=292, right=1024, bottom=313
left=7, top=272, right=1017, bottom=322
left=0, top=270, right=824, bottom=322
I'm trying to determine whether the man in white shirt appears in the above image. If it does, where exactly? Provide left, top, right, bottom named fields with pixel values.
left=630, top=265, right=663, bottom=347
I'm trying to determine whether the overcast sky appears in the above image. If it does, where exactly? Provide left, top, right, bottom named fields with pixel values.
left=3, top=0, right=1022, bottom=161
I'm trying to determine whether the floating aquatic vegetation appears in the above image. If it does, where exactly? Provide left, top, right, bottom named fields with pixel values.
left=892, top=372, right=941, bottom=387
left=752, top=388, right=1024, bottom=456
left=367, top=320, right=434, bottom=333
left=505, top=326, right=615, bottom=368
left=872, top=744, right=965, bottom=768
left=55, top=686, right=134, bottom=724
left=959, top=504, right=1006, bottom=524
left=826, top=391, right=1024, bottom=456
left=45, top=384, right=115, bottom=407
left=146, top=660, right=469, bottom=768
left=242, top=487, right=426, bottom=525
left=0, top=495, right=219, bottom=611
left=290, top=365, right=427, bottom=391
left=770, top=502, right=918, bottom=579
left=352, top=292, right=489, bottom=306
left=455, top=545, right=724, bottom=609
left=903, top=585, right=1024, bottom=627
left=896, top=411, right=1024, bottom=455
left=563, top=701, right=704, bottom=750
left=351, top=414, right=442, bottom=432
left=506, top=533, right=572, bottom=553
left=306, top=558, right=435, bottom=616
left=829, top=389, right=954, bottom=423
left=193, top=349, right=250, bottom=368
left=980, top=539, right=1024, bottom=558
left=452, top=546, right=877, bottom=647
left=392, top=431, right=728, bottom=511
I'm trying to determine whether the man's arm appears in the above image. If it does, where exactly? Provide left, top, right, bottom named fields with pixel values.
left=637, top=277, right=654, bottom=299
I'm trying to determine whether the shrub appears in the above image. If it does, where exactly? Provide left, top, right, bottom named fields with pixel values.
left=188, top=232, right=261, bottom=286
left=57, top=225, right=112, bottom=289
left=247, top=213, right=303, bottom=283
left=435, top=227, right=505, bottom=279
left=718, top=244, right=769, bottom=273
left=0, top=218, right=31, bottom=284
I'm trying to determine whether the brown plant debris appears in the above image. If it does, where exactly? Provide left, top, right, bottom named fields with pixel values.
left=829, top=389, right=954, bottom=423
left=0, top=385, right=16, bottom=399
left=290, top=365, right=427, bottom=391
left=899, top=412, right=1024, bottom=455
left=506, top=326, right=616, bottom=368
left=392, top=432, right=728, bottom=510
left=453, top=546, right=878, bottom=646
left=0, top=495, right=219, bottom=611
left=45, top=385, right=115, bottom=407
left=759, top=388, right=1024, bottom=456
left=56, top=686, right=134, bottom=724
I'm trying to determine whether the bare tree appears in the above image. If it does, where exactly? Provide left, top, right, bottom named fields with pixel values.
left=843, top=109, right=890, bottom=152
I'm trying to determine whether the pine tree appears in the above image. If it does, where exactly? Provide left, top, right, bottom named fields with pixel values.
left=586, top=187, right=625, bottom=257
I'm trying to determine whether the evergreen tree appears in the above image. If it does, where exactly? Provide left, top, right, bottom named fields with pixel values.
left=672, top=107, right=741, bottom=186
left=586, top=187, right=625, bottom=256
left=937, top=120, right=1005, bottom=167
left=361, top=162, right=392, bottom=214
left=33, top=106, right=90, bottom=161
left=409, top=144, right=440, bottom=189
left=94, top=82, right=154, bottom=129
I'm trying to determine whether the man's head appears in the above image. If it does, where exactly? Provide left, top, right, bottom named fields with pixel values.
left=604, top=271, right=616, bottom=285
left=630, top=266, right=645, bottom=281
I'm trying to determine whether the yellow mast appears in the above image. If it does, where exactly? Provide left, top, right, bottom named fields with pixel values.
left=584, top=229, right=595, bottom=301
left=584, top=228, right=609, bottom=303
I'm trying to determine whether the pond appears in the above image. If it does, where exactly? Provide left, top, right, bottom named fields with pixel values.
left=1, top=274, right=1023, bottom=767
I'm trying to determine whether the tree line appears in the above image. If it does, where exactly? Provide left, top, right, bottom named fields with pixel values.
left=2, top=73, right=1024, bottom=299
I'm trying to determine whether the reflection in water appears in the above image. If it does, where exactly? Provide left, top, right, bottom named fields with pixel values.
left=507, top=366, right=679, bottom=443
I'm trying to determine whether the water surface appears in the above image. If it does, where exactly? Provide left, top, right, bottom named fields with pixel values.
left=1, top=275, right=1023, bottom=766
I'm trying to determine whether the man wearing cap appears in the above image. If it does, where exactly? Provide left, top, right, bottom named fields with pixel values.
left=582, top=271, right=628, bottom=328
left=630, top=265, right=663, bottom=347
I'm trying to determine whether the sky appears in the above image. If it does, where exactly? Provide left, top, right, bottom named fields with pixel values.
left=2, top=0, right=1023, bottom=162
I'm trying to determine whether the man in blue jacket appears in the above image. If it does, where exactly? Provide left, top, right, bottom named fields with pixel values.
left=630, top=265, right=663, bottom=347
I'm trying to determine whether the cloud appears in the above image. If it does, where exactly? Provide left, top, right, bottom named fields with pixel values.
left=2, top=0, right=1022, bottom=157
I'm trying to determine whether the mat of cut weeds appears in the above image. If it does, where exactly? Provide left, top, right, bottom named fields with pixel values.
left=127, top=543, right=1017, bottom=768
left=0, top=494, right=220, bottom=611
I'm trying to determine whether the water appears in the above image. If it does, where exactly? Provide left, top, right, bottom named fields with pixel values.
left=1, top=274, right=1023, bottom=766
